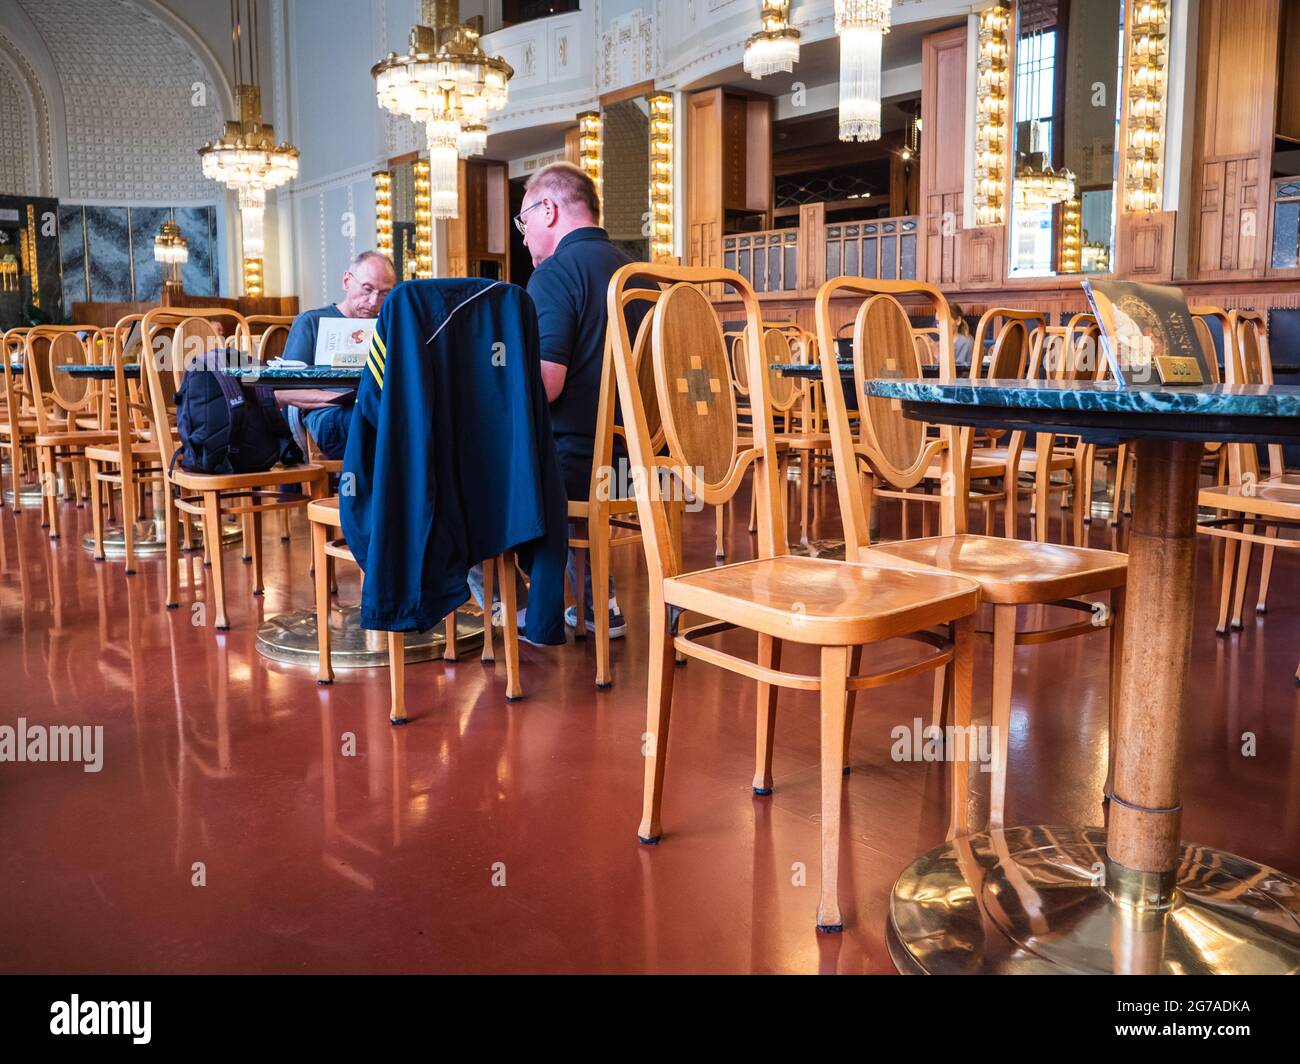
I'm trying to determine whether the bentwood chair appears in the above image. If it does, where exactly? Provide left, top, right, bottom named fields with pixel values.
left=1, top=326, right=38, bottom=507
left=24, top=326, right=116, bottom=538
left=247, top=315, right=296, bottom=363
left=610, top=263, right=982, bottom=932
left=815, top=277, right=1129, bottom=828
left=1198, top=309, right=1299, bottom=661
left=85, top=315, right=164, bottom=572
left=308, top=497, right=523, bottom=721
left=139, top=307, right=326, bottom=630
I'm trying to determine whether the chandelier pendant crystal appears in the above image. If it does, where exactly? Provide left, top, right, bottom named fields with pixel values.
left=744, top=0, right=801, bottom=79
left=835, top=0, right=891, bottom=142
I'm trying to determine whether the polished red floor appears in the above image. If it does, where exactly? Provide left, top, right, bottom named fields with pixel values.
left=1, top=478, right=1297, bottom=973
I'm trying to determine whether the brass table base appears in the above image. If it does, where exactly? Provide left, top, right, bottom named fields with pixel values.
left=888, top=825, right=1300, bottom=975
left=4, top=479, right=66, bottom=507
left=255, top=605, right=485, bottom=668
left=81, top=517, right=242, bottom=558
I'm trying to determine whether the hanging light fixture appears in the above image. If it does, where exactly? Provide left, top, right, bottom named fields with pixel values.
left=199, top=0, right=299, bottom=297
left=1012, top=15, right=1075, bottom=209
left=744, top=0, right=801, bottom=79
left=835, top=0, right=890, bottom=142
left=153, top=217, right=189, bottom=299
left=372, top=1, right=513, bottom=220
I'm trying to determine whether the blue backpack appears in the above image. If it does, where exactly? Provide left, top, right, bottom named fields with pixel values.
left=173, top=357, right=304, bottom=475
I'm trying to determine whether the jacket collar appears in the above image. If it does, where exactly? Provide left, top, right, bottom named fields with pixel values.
left=553, top=226, right=609, bottom=255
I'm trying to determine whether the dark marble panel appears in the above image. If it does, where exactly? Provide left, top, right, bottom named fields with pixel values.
left=130, top=207, right=169, bottom=302
left=30, top=197, right=62, bottom=319
left=84, top=206, right=132, bottom=303
left=175, top=207, right=217, bottom=296
left=58, top=206, right=86, bottom=319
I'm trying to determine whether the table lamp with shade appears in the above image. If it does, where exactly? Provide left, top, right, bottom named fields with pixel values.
left=153, top=219, right=188, bottom=301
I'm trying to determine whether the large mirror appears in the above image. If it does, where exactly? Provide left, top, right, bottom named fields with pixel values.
left=601, top=98, right=650, bottom=260
left=1008, top=0, right=1124, bottom=278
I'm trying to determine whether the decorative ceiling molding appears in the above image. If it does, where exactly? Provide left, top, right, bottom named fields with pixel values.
left=0, top=34, right=52, bottom=196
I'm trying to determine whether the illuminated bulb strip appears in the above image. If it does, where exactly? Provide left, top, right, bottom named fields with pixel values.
left=1059, top=198, right=1082, bottom=272
left=648, top=94, right=674, bottom=261
left=413, top=159, right=433, bottom=278
left=577, top=111, right=603, bottom=220
left=373, top=171, right=393, bottom=260
left=974, top=2, right=1010, bottom=226
left=243, top=257, right=263, bottom=297
left=1123, top=0, right=1169, bottom=212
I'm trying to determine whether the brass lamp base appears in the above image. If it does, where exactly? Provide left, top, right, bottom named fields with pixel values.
left=255, top=605, right=484, bottom=668
left=888, top=825, right=1300, bottom=975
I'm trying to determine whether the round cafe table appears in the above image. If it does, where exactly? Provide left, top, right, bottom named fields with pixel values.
left=866, top=376, right=1300, bottom=975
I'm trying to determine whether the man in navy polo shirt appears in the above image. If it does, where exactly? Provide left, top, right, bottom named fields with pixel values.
left=517, top=161, right=634, bottom=638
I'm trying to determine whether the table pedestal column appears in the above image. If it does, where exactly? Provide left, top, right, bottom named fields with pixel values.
left=887, top=440, right=1300, bottom=974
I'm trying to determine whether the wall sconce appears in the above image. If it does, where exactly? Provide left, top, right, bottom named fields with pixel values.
left=577, top=111, right=603, bottom=219
left=1123, top=0, right=1169, bottom=212
left=373, top=170, right=393, bottom=261
left=648, top=94, right=674, bottom=262
left=1059, top=198, right=1081, bottom=272
left=973, top=2, right=1010, bottom=227
left=413, top=158, right=433, bottom=278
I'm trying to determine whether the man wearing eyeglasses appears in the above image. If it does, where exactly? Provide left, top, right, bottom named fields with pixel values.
left=277, top=250, right=396, bottom=459
left=512, top=161, right=639, bottom=639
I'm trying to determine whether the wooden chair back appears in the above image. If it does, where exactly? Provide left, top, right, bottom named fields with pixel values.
left=1, top=327, right=33, bottom=423
left=971, top=308, right=1044, bottom=380
left=728, top=331, right=751, bottom=397
left=815, top=277, right=963, bottom=554
left=247, top=315, right=295, bottom=363
left=1188, top=305, right=1228, bottom=384
left=912, top=329, right=940, bottom=367
left=23, top=326, right=100, bottom=435
left=139, top=307, right=251, bottom=477
left=764, top=328, right=801, bottom=416
left=607, top=264, right=783, bottom=585
left=1225, top=309, right=1283, bottom=481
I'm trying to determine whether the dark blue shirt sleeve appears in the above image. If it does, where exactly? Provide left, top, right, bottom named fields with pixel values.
left=282, top=312, right=320, bottom=365
left=526, top=264, right=579, bottom=369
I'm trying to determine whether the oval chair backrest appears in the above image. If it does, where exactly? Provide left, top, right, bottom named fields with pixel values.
left=765, top=329, right=800, bottom=414
left=1057, top=314, right=1100, bottom=382
left=652, top=283, right=740, bottom=493
left=985, top=319, right=1029, bottom=380
left=728, top=331, right=751, bottom=397
left=852, top=293, right=925, bottom=484
left=630, top=296, right=664, bottom=452
left=24, top=328, right=96, bottom=432
left=1229, top=311, right=1271, bottom=386
left=1189, top=306, right=1228, bottom=384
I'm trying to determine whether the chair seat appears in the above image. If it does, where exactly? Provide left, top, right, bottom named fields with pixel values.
left=34, top=430, right=116, bottom=447
left=870, top=533, right=1127, bottom=604
left=1199, top=477, right=1300, bottom=520
left=977, top=446, right=1074, bottom=472
left=664, top=554, right=979, bottom=645
left=85, top=442, right=162, bottom=463
left=0, top=419, right=39, bottom=434
left=924, top=453, right=1005, bottom=481
left=776, top=431, right=832, bottom=449
left=307, top=496, right=340, bottom=525
left=171, top=462, right=325, bottom=491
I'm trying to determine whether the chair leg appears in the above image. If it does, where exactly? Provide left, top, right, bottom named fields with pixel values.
left=590, top=510, right=612, bottom=688
left=1003, top=473, right=1018, bottom=539
left=816, top=644, right=850, bottom=933
left=443, top=611, right=458, bottom=661
left=947, top=615, right=977, bottom=840
left=121, top=463, right=137, bottom=575
left=89, top=463, right=105, bottom=561
left=1257, top=527, right=1278, bottom=614
left=312, top=519, right=334, bottom=684
left=1071, top=454, right=1087, bottom=545
left=1216, top=533, right=1238, bottom=635
left=480, top=557, right=495, bottom=663
left=8, top=441, right=22, bottom=511
left=1110, top=444, right=1128, bottom=526
left=1230, top=525, right=1254, bottom=630
left=249, top=509, right=264, bottom=595
left=387, top=630, right=406, bottom=724
left=573, top=546, right=588, bottom=639
left=798, top=449, right=811, bottom=545
left=497, top=553, right=523, bottom=700
left=747, top=473, right=758, bottom=534
left=202, top=491, right=230, bottom=630
left=279, top=507, right=291, bottom=542
left=164, top=494, right=180, bottom=609
left=989, top=604, right=1017, bottom=831
left=842, top=644, right=863, bottom=774
left=715, top=503, right=726, bottom=558
left=40, top=449, right=57, bottom=534
left=753, top=634, right=781, bottom=794
left=637, top=596, right=677, bottom=844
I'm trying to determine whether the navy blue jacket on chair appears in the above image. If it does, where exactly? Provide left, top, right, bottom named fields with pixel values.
left=340, top=278, right=568, bottom=645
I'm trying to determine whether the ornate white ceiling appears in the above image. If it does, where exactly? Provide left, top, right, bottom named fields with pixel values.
left=14, top=0, right=221, bottom=202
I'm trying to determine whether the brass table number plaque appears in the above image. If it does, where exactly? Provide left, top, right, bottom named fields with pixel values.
left=1154, top=354, right=1204, bottom=385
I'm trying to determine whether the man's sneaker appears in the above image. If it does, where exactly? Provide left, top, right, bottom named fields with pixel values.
left=564, top=603, right=627, bottom=639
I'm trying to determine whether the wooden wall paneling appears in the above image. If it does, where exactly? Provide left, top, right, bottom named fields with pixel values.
left=745, top=97, right=773, bottom=215
left=1278, top=1, right=1300, bottom=140
left=688, top=89, right=723, bottom=272
left=920, top=27, right=968, bottom=285
left=564, top=126, right=581, bottom=166
left=959, top=226, right=1005, bottom=290
left=798, top=203, right=824, bottom=291
left=446, top=159, right=509, bottom=279
left=1189, top=0, right=1281, bottom=279
left=1116, top=210, right=1177, bottom=280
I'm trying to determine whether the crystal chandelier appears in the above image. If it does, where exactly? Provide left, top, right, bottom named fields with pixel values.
left=199, top=1, right=299, bottom=296
left=153, top=217, right=189, bottom=298
left=372, top=0, right=513, bottom=219
left=835, top=0, right=891, bottom=142
left=1012, top=15, right=1074, bottom=210
left=744, top=0, right=801, bottom=79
